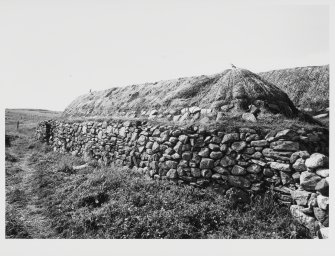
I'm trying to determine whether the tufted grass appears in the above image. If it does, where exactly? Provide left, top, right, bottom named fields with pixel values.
left=6, top=139, right=311, bottom=239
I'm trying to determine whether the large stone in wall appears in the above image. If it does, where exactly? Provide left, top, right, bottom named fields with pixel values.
left=210, top=151, right=223, bottom=159
left=220, top=156, right=236, bottom=167
left=290, top=190, right=311, bottom=206
left=270, top=141, right=299, bottom=151
left=242, top=113, right=257, bottom=122
left=208, top=143, right=220, bottom=151
left=138, top=135, right=147, bottom=146
left=318, top=228, right=329, bottom=239
left=315, top=178, right=329, bottom=196
left=221, top=133, right=239, bottom=143
left=231, top=165, right=246, bottom=175
left=262, top=148, right=292, bottom=161
left=178, top=134, right=188, bottom=143
left=313, top=207, right=327, bottom=223
left=269, top=162, right=291, bottom=172
left=292, top=158, right=307, bottom=172
left=189, top=106, right=201, bottom=114
left=119, top=127, right=127, bottom=137
left=300, top=171, right=322, bottom=191
left=317, top=195, right=329, bottom=210
left=213, top=166, right=229, bottom=175
left=231, top=141, right=247, bottom=152
left=247, top=164, right=262, bottom=174
left=200, top=158, right=214, bottom=169
left=250, top=140, right=268, bottom=147
left=316, top=169, right=329, bottom=178
left=228, top=175, right=251, bottom=189
left=305, top=153, right=328, bottom=169
left=182, top=152, right=192, bottom=160
left=290, top=151, right=310, bottom=164
left=280, top=171, right=293, bottom=185
left=290, top=205, right=316, bottom=232
left=201, top=169, right=212, bottom=178
left=191, top=168, right=201, bottom=177
left=275, top=129, right=298, bottom=140
left=198, top=148, right=210, bottom=157
left=166, top=169, right=178, bottom=179
left=165, top=160, right=178, bottom=170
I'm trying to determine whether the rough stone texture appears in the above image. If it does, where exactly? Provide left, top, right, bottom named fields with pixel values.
left=300, top=171, right=322, bottom=191
left=313, top=207, right=327, bottom=223
left=221, top=133, right=239, bottom=143
left=250, top=140, right=268, bottom=147
left=231, top=141, right=247, bottom=152
left=247, top=164, right=262, bottom=174
left=270, top=162, right=291, bottom=172
left=242, top=113, right=257, bottom=123
left=213, top=166, right=229, bottom=175
left=290, top=190, right=311, bottom=206
left=280, top=171, right=293, bottom=185
left=198, top=148, right=210, bottom=157
left=220, top=156, right=236, bottom=167
left=231, top=165, right=247, bottom=176
left=292, top=158, right=307, bottom=172
left=191, top=168, right=201, bottom=178
left=305, top=153, right=328, bottom=169
left=262, top=148, right=292, bottom=161
left=210, top=151, right=223, bottom=159
left=166, top=169, right=178, bottom=179
left=275, top=129, right=297, bottom=140
left=290, top=205, right=316, bottom=232
left=290, top=151, right=310, bottom=164
left=270, top=141, right=299, bottom=151
left=228, top=175, right=251, bottom=189
left=166, top=161, right=178, bottom=170
left=201, top=169, right=212, bottom=178
left=316, top=169, right=329, bottom=178
left=318, top=227, right=329, bottom=239
left=200, top=158, right=214, bottom=169
left=315, top=178, right=329, bottom=196
left=317, top=195, right=329, bottom=210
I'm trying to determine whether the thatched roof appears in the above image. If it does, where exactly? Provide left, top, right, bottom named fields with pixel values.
left=62, top=67, right=298, bottom=118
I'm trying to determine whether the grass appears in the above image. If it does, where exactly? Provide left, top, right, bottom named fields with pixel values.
left=6, top=140, right=310, bottom=239
left=5, top=108, right=312, bottom=239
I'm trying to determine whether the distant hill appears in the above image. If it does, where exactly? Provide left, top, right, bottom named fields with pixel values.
left=62, top=65, right=329, bottom=118
left=259, top=65, right=329, bottom=112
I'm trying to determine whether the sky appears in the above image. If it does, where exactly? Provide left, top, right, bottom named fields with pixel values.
left=0, top=0, right=330, bottom=111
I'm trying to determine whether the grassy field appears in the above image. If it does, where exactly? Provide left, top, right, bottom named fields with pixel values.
left=5, top=109, right=311, bottom=239
left=5, top=108, right=61, bottom=136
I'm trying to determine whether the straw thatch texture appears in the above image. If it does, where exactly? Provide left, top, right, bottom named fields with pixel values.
left=62, top=67, right=309, bottom=118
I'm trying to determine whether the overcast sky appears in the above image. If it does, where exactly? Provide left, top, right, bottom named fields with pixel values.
left=0, top=0, right=329, bottom=111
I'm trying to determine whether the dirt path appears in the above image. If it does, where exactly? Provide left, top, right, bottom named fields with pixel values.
left=6, top=139, right=57, bottom=239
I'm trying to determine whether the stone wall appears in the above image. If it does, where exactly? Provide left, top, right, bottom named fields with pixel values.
left=36, top=119, right=329, bottom=238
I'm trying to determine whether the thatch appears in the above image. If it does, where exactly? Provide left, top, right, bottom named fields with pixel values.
left=62, top=67, right=298, bottom=118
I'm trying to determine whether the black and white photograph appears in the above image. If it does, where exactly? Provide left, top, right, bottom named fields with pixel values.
left=1, top=0, right=333, bottom=255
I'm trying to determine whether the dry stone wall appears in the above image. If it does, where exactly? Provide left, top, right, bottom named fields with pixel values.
left=36, top=119, right=329, bottom=238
